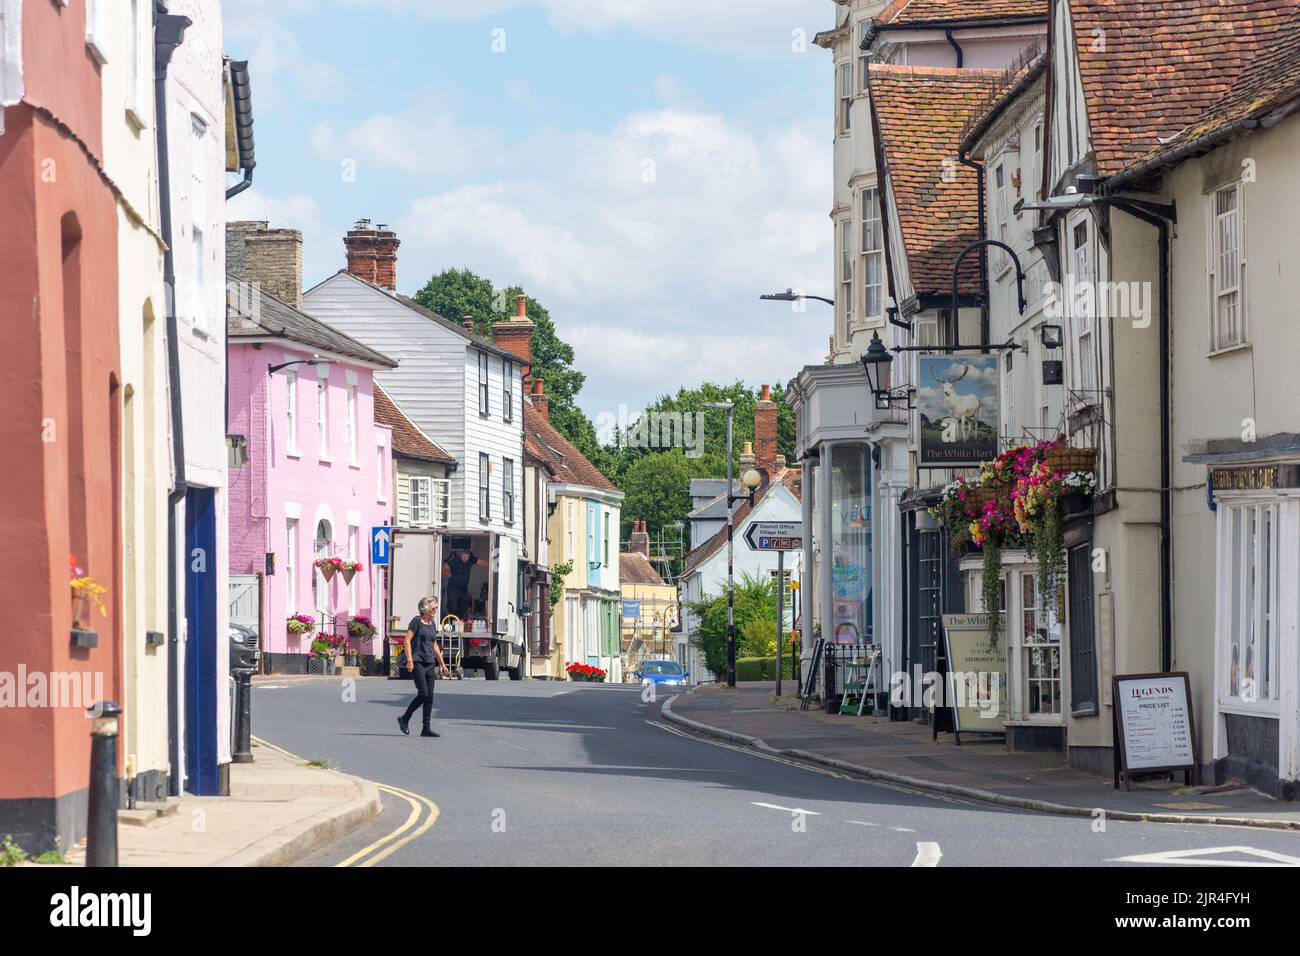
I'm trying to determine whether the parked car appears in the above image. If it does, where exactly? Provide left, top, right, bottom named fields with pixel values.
left=633, top=658, right=688, bottom=687
left=228, top=623, right=260, bottom=671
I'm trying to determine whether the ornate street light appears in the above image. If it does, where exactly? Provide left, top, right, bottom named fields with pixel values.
left=860, top=330, right=916, bottom=410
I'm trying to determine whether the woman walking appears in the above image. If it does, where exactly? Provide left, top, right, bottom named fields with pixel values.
left=398, top=596, right=451, bottom=738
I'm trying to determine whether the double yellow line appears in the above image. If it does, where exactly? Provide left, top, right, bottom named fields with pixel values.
left=251, top=736, right=440, bottom=867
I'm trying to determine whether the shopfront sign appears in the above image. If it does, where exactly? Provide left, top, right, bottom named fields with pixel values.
left=621, top=599, right=641, bottom=620
left=940, top=614, right=1008, bottom=738
left=1112, top=672, right=1198, bottom=790
left=918, top=355, right=1000, bottom=467
left=1209, top=464, right=1300, bottom=493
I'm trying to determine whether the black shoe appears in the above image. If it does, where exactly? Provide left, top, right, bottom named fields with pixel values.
left=420, top=728, right=440, bottom=738
left=398, top=715, right=410, bottom=735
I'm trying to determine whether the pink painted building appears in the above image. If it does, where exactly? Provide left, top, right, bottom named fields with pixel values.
left=226, top=224, right=397, bottom=672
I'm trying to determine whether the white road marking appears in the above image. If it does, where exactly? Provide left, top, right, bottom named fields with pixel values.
left=1108, top=845, right=1300, bottom=867
left=257, top=685, right=290, bottom=690
left=846, top=820, right=881, bottom=827
left=752, top=802, right=821, bottom=816
left=891, top=827, right=916, bottom=833
left=911, top=842, right=942, bottom=867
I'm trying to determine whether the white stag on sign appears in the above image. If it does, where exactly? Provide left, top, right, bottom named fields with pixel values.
left=933, top=362, right=980, bottom=441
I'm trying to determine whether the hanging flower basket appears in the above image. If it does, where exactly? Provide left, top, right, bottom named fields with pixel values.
left=1043, top=446, right=1096, bottom=475
left=340, top=560, right=363, bottom=585
left=347, top=615, right=377, bottom=639
left=315, top=556, right=346, bottom=582
left=287, top=613, right=316, bottom=636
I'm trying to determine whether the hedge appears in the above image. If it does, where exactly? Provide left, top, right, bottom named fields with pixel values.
left=734, top=655, right=797, bottom=682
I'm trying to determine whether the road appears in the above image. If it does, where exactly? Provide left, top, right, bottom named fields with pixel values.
left=252, top=677, right=1300, bottom=867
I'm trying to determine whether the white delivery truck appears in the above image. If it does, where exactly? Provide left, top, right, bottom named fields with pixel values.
left=386, top=528, right=528, bottom=680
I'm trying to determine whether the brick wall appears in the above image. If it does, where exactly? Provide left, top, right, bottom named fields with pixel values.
left=754, top=384, right=778, bottom=474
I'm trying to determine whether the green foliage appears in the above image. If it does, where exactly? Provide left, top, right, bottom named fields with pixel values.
left=34, top=850, right=68, bottom=865
left=735, top=656, right=796, bottom=682
left=548, top=560, right=574, bottom=610
left=688, top=573, right=780, bottom=679
left=0, top=835, right=27, bottom=867
left=740, top=611, right=779, bottom=658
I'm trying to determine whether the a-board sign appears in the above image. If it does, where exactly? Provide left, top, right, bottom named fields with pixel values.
left=940, top=613, right=1008, bottom=736
left=1112, top=672, right=1198, bottom=789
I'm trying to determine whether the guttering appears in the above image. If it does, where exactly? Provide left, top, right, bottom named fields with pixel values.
left=862, top=15, right=1047, bottom=48
left=945, top=29, right=964, bottom=67
left=956, top=148, right=988, bottom=348
left=155, top=1, right=190, bottom=798
left=224, top=59, right=256, bottom=200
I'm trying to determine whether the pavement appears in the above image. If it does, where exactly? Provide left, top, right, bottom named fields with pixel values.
left=249, top=675, right=1300, bottom=866
left=63, top=734, right=381, bottom=867
left=665, top=682, right=1300, bottom=829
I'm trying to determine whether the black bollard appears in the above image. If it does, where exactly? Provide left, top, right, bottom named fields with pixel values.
left=86, top=700, right=121, bottom=868
left=232, top=667, right=255, bottom=764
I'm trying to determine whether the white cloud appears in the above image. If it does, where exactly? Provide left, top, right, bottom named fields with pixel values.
left=227, top=189, right=325, bottom=236
left=223, top=1, right=344, bottom=111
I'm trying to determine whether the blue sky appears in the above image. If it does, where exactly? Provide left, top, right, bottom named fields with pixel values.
left=224, top=0, right=834, bottom=419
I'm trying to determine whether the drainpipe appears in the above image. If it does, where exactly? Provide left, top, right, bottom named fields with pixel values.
left=957, top=147, right=988, bottom=348
left=155, top=3, right=191, bottom=797
left=945, top=29, right=964, bottom=67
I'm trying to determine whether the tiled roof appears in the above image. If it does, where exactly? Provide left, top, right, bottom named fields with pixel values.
left=1069, top=0, right=1298, bottom=178
left=682, top=468, right=802, bottom=575
left=1109, top=2, right=1300, bottom=182
left=227, top=276, right=397, bottom=368
left=867, top=66, right=1009, bottom=298
left=373, top=383, right=454, bottom=464
left=620, top=552, right=665, bottom=587
left=877, top=0, right=1047, bottom=26
left=960, top=54, right=1048, bottom=154
left=523, top=401, right=618, bottom=493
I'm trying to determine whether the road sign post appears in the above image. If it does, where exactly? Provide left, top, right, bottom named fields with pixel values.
left=776, top=550, right=784, bottom=697
left=371, top=526, right=393, bottom=566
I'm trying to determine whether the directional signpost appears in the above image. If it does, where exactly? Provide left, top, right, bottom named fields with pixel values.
left=371, top=526, right=394, bottom=567
left=742, top=521, right=804, bottom=696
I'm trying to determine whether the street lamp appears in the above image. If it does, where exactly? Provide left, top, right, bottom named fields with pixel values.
left=759, top=288, right=835, bottom=307
left=704, top=400, right=763, bottom=687
left=860, top=330, right=916, bottom=410
left=268, top=356, right=333, bottom=375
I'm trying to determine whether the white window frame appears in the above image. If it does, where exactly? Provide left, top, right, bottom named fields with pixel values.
left=347, top=524, right=359, bottom=615
left=860, top=186, right=884, bottom=326
left=858, top=19, right=871, bottom=90
left=190, top=116, right=208, bottom=329
left=1067, top=214, right=1096, bottom=395
left=478, top=351, right=489, bottom=416
left=992, top=159, right=1011, bottom=273
left=432, top=478, right=450, bottom=527
left=839, top=217, right=853, bottom=335
left=126, top=0, right=146, bottom=125
left=479, top=453, right=491, bottom=522
left=566, top=501, right=575, bottom=561
left=85, top=0, right=109, bottom=64
left=316, top=377, right=329, bottom=459
left=376, top=439, right=388, bottom=503
left=285, top=370, right=299, bottom=455
left=0, top=0, right=24, bottom=117
left=838, top=61, right=852, bottom=134
left=410, top=476, right=433, bottom=526
left=284, top=518, right=298, bottom=614
left=346, top=381, right=357, bottom=464
left=503, top=457, right=515, bottom=524
left=503, top=359, right=513, bottom=423
left=1216, top=498, right=1285, bottom=714
left=1208, top=181, right=1247, bottom=352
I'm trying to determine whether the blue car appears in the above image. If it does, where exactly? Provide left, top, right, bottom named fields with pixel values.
left=634, top=658, right=689, bottom=687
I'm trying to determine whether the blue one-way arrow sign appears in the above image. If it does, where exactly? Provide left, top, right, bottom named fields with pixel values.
left=371, top=526, right=394, bottom=566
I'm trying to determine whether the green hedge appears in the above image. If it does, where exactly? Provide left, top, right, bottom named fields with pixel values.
left=735, top=655, right=796, bottom=682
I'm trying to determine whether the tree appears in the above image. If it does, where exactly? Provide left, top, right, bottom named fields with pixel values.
left=688, top=574, right=779, bottom=679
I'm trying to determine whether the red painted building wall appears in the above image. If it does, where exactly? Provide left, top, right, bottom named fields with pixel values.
left=0, top=0, right=122, bottom=853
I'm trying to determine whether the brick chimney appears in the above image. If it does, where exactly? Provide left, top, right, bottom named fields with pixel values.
left=531, top=378, right=548, bottom=421
left=343, top=219, right=400, bottom=291
left=493, top=293, right=535, bottom=385
left=754, top=383, right=779, bottom=475
left=227, top=220, right=303, bottom=308
left=629, top=520, right=650, bottom=557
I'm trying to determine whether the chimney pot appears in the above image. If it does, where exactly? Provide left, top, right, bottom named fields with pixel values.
left=516, top=294, right=527, bottom=318
left=532, top=377, right=548, bottom=420
left=344, top=219, right=400, bottom=291
left=462, top=315, right=475, bottom=333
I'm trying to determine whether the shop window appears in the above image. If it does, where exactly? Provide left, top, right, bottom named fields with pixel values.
left=1020, top=571, right=1062, bottom=717
left=1222, top=502, right=1279, bottom=705
left=829, top=444, right=871, bottom=646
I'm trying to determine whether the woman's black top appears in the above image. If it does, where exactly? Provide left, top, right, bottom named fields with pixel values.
left=406, top=616, right=440, bottom=666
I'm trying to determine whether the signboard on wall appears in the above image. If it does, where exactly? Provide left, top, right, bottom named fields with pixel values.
left=1112, top=672, right=1198, bottom=789
left=940, top=613, right=1008, bottom=736
left=918, top=355, right=1000, bottom=467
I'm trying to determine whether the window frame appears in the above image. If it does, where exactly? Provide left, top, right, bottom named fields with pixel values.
left=316, top=376, right=329, bottom=459
left=478, top=351, right=490, bottom=417
left=284, top=518, right=298, bottom=614
left=189, top=116, right=208, bottom=329
left=503, top=359, right=513, bottom=423
left=1068, top=214, right=1096, bottom=394
left=503, top=457, right=515, bottom=525
left=838, top=61, right=853, bottom=134
left=285, top=369, right=299, bottom=455
left=839, top=217, right=854, bottom=336
left=860, top=186, right=884, bottom=326
left=479, top=453, right=491, bottom=523
left=1208, top=181, right=1248, bottom=352
left=85, top=0, right=109, bottom=64
left=410, top=475, right=433, bottom=526
left=1217, top=499, right=1282, bottom=713
left=346, top=382, right=357, bottom=464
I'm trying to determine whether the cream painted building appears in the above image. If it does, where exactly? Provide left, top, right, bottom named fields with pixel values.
left=97, top=0, right=171, bottom=802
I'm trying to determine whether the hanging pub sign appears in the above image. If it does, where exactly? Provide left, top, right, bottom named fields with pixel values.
left=1111, top=672, right=1199, bottom=790
left=940, top=613, right=1008, bottom=740
left=918, top=355, right=1000, bottom=467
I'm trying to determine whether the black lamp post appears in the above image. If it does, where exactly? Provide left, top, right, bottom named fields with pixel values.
left=268, top=357, right=333, bottom=376
left=759, top=289, right=835, bottom=307
left=861, top=330, right=916, bottom=410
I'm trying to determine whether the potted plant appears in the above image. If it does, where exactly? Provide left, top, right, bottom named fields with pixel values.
left=1060, top=470, right=1095, bottom=516
left=347, top=614, right=376, bottom=639
left=565, top=662, right=608, bottom=683
left=341, top=560, right=363, bottom=585
left=308, top=638, right=336, bottom=676
left=314, top=556, right=345, bottom=582
left=287, top=613, right=316, bottom=637
left=68, top=555, right=107, bottom=647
